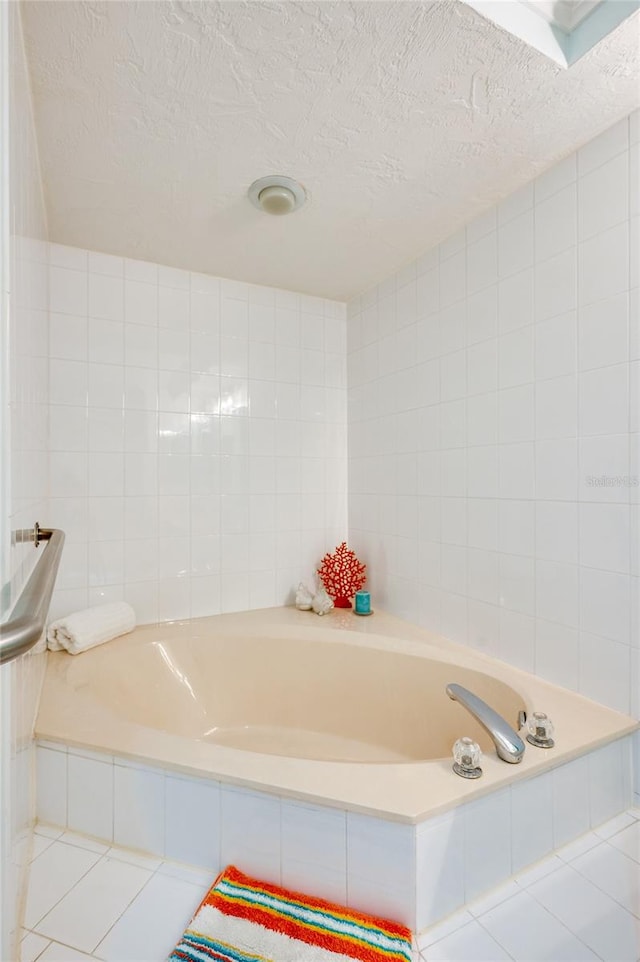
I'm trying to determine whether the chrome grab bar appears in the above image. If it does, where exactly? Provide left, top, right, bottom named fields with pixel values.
left=0, top=526, right=65, bottom=665
left=446, top=682, right=525, bottom=764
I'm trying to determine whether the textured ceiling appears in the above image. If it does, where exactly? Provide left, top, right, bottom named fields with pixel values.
left=21, top=0, right=640, bottom=300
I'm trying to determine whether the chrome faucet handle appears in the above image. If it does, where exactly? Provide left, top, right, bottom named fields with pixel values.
left=446, top=683, right=525, bottom=764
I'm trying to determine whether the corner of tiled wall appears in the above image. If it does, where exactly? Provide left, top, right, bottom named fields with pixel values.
left=46, top=247, right=348, bottom=625
left=347, top=110, right=639, bottom=785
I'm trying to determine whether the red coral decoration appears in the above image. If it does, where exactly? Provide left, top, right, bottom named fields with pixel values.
left=317, top=542, right=367, bottom=609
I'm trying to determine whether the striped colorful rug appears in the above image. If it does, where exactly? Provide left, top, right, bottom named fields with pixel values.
left=168, top=865, right=413, bottom=962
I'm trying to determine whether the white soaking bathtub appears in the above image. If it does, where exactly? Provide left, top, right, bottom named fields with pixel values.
left=35, top=607, right=638, bottom=933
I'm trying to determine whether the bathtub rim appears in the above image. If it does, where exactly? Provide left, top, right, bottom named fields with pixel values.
left=35, top=606, right=639, bottom=824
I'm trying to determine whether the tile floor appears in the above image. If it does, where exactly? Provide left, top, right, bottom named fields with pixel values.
left=21, top=810, right=640, bottom=962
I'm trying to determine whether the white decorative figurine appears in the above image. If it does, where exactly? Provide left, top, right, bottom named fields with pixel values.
left=295, top=582, right=314, bottom=610
left=312, top=586, right=334, bottom=616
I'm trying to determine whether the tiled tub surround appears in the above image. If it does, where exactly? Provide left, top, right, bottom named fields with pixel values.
left=34, top=607, right=637, bottom=934
left=47, top=243, right=347, bottom=625
left=346, top=112, right=640, bottom=791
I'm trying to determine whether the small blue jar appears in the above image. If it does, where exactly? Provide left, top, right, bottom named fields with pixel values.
left=354, top=590, right=371, bottom=615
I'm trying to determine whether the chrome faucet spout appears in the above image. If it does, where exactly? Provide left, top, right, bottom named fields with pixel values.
left=446, top=683, right=525, bottom=764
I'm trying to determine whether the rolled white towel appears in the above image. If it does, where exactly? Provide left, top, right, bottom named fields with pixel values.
left=47, top=602, right=136, bottom=655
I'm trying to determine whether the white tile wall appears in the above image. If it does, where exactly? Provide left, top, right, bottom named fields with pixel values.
left=347, top=113, right=639, bottom=794
left=47, top=247, right=348, bottom=623
left=1, top=5, right=50, bottom=959
left=36, top=735, right=634, bottom=935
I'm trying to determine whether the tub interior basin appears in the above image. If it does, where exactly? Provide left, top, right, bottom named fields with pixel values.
left=63, top=631, right=526, bottom=763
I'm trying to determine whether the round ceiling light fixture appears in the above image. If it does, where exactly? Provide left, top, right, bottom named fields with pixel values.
left=248, top=175, right=306, bottom=216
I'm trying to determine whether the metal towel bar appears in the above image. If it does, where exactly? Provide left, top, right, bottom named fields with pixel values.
left=0, top=526, right=65, bottom=665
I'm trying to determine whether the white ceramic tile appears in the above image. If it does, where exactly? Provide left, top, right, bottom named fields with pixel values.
left=536, top=375, right=577, bottom=441
left=95, top=872, right=202, bottom=962
left=113, top=765, right=165, bottom=857
left=157, top=860, right=213, bottom=886
left=418, top=910, right=474, bottom=952
left=480, top=888, right=598, bottom=961
left=467, top=232, right=497, bottom=295
left=579, top=502, right=629, bottom=573
left=31, top=834, right=56, bottom=862
left=529, top=862, right=637, bottom=961
left=220, top=786, right=281, bottom=882
left=610, top=821, right=640, bottom=863
left=555, top=831, right=602, bottom=863
left=535, top=310, right=576, bottom=381
left=536, top=183, right=577, bottom=261
left=499, top=553, right=534, bottom=615
left=35, top=856, right=151, bottom=953
left=466, top=880, right=519, bottom=918
left=500, top=326, right=534, bottom=394
left=423, top=920, right=511, bottom=961
left=88, top=317, right=124, bottom=365
left=124, top=279, right=158, bottom=327
left=87, top=363, right=124, bottom=409
left=466, top=444, right=498, bottom=498
left=589, top=740, right=630, bottom=828
left=510, top=773, right=554, bottom=873
left=579, top=292, right=629, bottom=372
left=580, top=632, right=630, bottom=713
left=37, top=944, right=96, bottom=962
left=164, top=776, right=220, bottom=869
left=499, top=384, right=534, bottom=442
left=535, top=559, right=579, bottom=628
left=467, top=338, right=498, bottom=396
left=580, top=567, right=630, bottom=645
left=106, top=848, right=163, bottom=872
left=347, top=873, right=415, bottom=930
left=281, top=861, right=347, bottom=907
left=34, top=825, right=66, bottom=841
left=498, top=499, right=534, bottom=557
left=50, top=267, right=87, bottom=316
left=536, top=439, right=577, bottom=501
left=67, top=754, right=113, bottom=843
left=281, top=800, right=346, bottom=874
left=536, top=501, right=578, bottom=564
left=572, top=842, right=640, bottom=916
left=347, top=811, right=415, bottom=894
left=535, top=248, right=577, bottom=323
left=579, top=151, right=629, bottom=242
left=36, top=748, right=67, bottom=828
left=416, top=813, right=465, bottom=930
left=88, top=273, right=124, bottom=322
left=512, top=854, right=564, bottom=889
left=579, top=364, right=628, bottom=437
left=579, top=221, right=629, bottom=308
left=552, top=756, right=590, bottom=849
left=20, top=930, right=51, bottom=962
left=49, top=312, right=87, bottom=361
left=159, top=286, right=190, bottom=330
left=498, top=267, right=534, bottom=333
left=24, top=842, right=101, bottom=930
left=579, top=433, right=631, bottom=504
left=57, top=832, right=109, bottom=856
left=49, top=359, right=88, bottom=407
left=463, top=790, right=511, bottom=902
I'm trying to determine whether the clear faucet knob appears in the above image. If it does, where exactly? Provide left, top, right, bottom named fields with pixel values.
left=526, top=711, right=555, bottom=749
left=452, top=736, right=482, bottom=778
